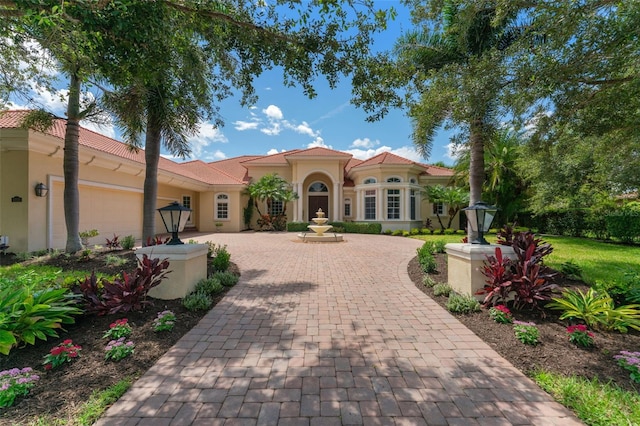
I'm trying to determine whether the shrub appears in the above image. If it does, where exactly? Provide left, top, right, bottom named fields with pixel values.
left=121, top=235, right=136, bottom=250
left=214, top=271, right=239, bottom=287
left=402, top=230, right=410, bottom=237
left=75, top=255, right=170, bottom=316
left=432, top=240, right=447, bottom=254
left=433, top=283, right=452, bottom=297
left=196, top=277, right=224, bottom=295
left=104, top=254, right=128, bottom=267
left=211, top=244, right=231, bottom=272
left=443, top=228, right=455, bottom=235
left=420, top=228, right=432, bottom=235
left=286, top=222, right=310, bottom=232
left=595, top=270, right=640, bottom=306
left=182, top=291, right=212, bottom=311
left=605, top=203, right=640, bottom=243
left=79, top=229, right=99, bottom=246
left=410, top=228, right=420, bottom=235
left=422, top=275, right=436, bottom=288
left=446, top=293, right=481, bottom=314
left=0, top=286, right=82, bottom=355
left=392, top=229, right=404, bottom=236
left=383, top=229, right=393, bottom=235
left=417, top=243, right=438, bottom=274
left=477, top=247, right=514, bottom=306
left=329, top=222, right=381, bottom=234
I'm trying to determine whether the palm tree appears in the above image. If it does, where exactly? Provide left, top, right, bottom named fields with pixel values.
left=424, top=185, right=469, bottom=232
left=246, top=174, right=298, bottom=231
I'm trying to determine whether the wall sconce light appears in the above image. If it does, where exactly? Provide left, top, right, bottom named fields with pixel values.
left=35, top=183, right=49, bottom=198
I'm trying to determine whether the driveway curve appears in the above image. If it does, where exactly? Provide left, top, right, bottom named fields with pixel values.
left=98, top=233, right=581, bottom=425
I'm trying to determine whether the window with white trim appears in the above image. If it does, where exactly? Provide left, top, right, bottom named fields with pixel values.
left=344, top=198, right=352, bottom=217
left=216, top=194, right=229, bottom=219
left=410, top=178, right=417, bottom=184
left=386, top=177, right=401, bottom=183
left=433, top=202, right=444, bottom=215
left=309, top=182, right=328, bottom=192
left=269, top=200, right=284, bottom=216
left=387, top=189, right=400, bottom=219
left=364, top=189, right=376, bottom=220
left=364, top=178, right=376, bottom=184
left=182, top=195, right=192, bottom=223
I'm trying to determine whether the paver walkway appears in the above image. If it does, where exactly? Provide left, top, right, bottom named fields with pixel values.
left=97, top=233, right=581, bottom=425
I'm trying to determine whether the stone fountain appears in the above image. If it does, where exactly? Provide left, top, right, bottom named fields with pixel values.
left=298, top=208, right=344, bottom=242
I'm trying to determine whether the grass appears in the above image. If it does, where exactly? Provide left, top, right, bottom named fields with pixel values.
left=542, top=235, right=640, bottom=286
left=25, top=378, right=132, bottom=426
left=533, top=370, right=640, bottom=426
left=410, top=234, right=466, bottom=245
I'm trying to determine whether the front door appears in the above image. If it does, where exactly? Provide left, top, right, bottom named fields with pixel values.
left=308, top=196, right=329, bottom=221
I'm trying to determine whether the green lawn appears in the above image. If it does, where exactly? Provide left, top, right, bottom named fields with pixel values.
left=410, top=233, right=640, bottom=286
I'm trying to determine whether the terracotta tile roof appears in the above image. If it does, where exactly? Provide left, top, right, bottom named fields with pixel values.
left=352, top=151, right=415, bottom=167
left=0, top=110, right=224, bottom=185
left=345, top=157, right=363, bottom=172
left=419, top=164, right=455, bottom=176
left=209, top=155, right=261, bottom=183
left=241, top=150, right=301, bottom=165
left=178, top=160, right=245, bottom=185
left=285, top=147, right=352, bottom=158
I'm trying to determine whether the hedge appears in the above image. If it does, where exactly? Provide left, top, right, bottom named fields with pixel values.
left=605, top=212, right=640, bottom=243
left=286, top=221, right=382, bottom=234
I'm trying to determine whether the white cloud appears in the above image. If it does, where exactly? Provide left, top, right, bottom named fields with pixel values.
left=446, top=142, right=465, bottom=161
left=343, top=145, right=425, bottom=162
left=261, top=122, right=281, bottom=136
left=83, top=119, right=117, bottom=139
left=350, top=138, right=379, bottom=149
left=290, top=121, right=318, bottom=138
left=266, top=148, right=280, bottom=155
left=234, top=120, right=259, bottom=131
left=206, top=150, right=227, bottom=161
left=263, top=104, right=283, bottom=120
left=307, top=137, right=332, bottom=149
left=186, top=121, right=228, bottom=158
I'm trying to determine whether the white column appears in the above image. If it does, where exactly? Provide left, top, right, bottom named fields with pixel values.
left=405, top=187, right=411, bottom=221
left=377, top=188, right=384, bottom=221
left=296, top=183, right=303, bottom=222
left=332, top=181, right=340, bottom=222
left=356, top=188, right=362, bottom=221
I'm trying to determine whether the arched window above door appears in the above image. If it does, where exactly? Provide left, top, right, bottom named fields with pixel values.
left=309, top=182, right=328, bottom=192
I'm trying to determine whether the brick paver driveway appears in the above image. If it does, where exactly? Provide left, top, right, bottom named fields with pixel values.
left=98, top=233, right=581, bottom=425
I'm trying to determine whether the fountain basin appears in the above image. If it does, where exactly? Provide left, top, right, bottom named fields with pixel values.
left=307, top=225, right=332, bottom=236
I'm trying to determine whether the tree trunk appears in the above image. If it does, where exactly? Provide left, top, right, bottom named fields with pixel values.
left=142, top=114, right=161, bottom=246
left=468, top=118, right=486, bottom=241
left=63, top=72, right=83, bottom=253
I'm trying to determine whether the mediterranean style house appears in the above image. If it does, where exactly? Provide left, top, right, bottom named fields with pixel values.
left=0, top=110, right=457, bottom=253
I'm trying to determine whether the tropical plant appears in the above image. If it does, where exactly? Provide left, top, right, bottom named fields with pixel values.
left=0, top=286, right=82, bottom=355
left=105, top=234, right=121, bottom=250
left=510, top=247, right=558, bottom=310
left=423, top=185, right=469, bottom=232
left=246, top=174, right=299, bottom=231
left=75, top=255, right=170, bottom=316
left=416, top=242, right=438, bottom=274
left=477, top=246, right=513, bottom=306
left=488, top=305, right=513, bottom=324
left=120, top=235, right=136, bottom=251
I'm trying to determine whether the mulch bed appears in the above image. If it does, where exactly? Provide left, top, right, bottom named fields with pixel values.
left=407, top=254, right=640, bottom=394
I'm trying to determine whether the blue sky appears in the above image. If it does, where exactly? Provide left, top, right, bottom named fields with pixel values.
left=9, top=1, right=456, bottom=166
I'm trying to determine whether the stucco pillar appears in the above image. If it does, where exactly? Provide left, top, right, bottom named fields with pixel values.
left=404, top=187, right=411, bottom=221
left=445, top=243, right=516, bottom=299
left=295, top=182, right=303, bottom=222
left=332, top=181, right=340, bottom=222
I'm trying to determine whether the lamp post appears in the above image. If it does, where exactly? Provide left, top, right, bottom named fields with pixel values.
left=462, top=201, right=498, bottom=245
left=35, top=183, right=49, bottom=197
left=157, top=201, right=191, bottom=245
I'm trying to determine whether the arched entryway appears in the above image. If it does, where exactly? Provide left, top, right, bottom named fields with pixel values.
left=308, top=181, right=329, bottom=221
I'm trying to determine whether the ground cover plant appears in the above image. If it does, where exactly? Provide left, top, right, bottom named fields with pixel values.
left=0, top=249, right=237, bottom=424
left=408, top=234, right=640, bottom=425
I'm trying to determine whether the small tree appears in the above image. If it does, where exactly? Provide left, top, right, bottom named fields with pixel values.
left=424, top=185, right=469, bottom=232
left=247, top=174, right=298, bottom=231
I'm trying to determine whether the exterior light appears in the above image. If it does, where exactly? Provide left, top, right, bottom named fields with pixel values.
left=463, top=201, right=498, bottom=245
left=35, top=183, right=49, bottom=197
left=157, top=201, right=191, bottom=245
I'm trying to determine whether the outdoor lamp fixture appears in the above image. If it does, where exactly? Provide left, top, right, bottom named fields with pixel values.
left=463, top=201, right=498, bottom=245
left=34, top=182, right=49, bottom=197
left=157, top=201, right=191, bottom=245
